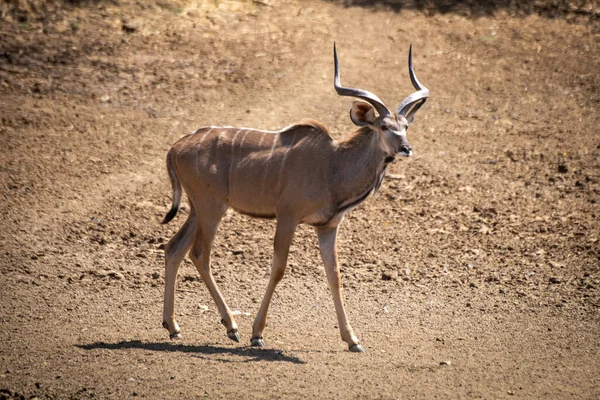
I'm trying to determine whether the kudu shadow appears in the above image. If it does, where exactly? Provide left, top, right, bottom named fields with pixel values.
left=76, top=340, right=307, bottom=364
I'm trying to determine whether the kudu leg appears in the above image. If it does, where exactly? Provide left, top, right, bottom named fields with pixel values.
left=317, top=226, right=364, bottom=352
left=163, top=211, right=197, bottom=339
left=188, top=203, right=240, bottom=342
left=251, top=218, right=297, bottom=347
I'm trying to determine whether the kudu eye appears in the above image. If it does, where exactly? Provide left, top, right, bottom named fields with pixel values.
left=380, top=125, right=389, bottom=131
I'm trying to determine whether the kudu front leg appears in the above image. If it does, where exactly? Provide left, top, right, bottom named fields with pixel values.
left=251, top=218, right=297, bottom=347
left=317, top=226, right=364, bottom=352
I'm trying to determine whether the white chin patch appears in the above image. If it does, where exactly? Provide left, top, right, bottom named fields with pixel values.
left=396, top=150, right=412, bottom=157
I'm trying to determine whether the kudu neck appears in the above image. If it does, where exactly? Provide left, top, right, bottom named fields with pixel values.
left=337, top=126, right=387, bottom=162
left=333, top=127, right=388, bottom=191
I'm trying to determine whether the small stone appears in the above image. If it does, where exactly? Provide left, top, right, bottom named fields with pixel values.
left=381, top=272, right=394, bottom=281
left=122, top=23, right=138, bottom=33
left=549, top=277, right=562, bottom=284
left=439, top=360, right=451, bottom=366
left=152, top=272, right=160, bottom=279
left=91, top=270, right=107, bottom=278
left=108, top=271, right=124, bottom=280
left=558, top=164, right=568, bottom=173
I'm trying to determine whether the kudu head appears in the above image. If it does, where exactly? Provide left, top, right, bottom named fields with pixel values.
left=334, top=43, right=429, bottom=157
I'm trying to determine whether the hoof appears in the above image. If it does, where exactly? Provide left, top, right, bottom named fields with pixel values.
left=163, top=321, right=181, bottom=340
left=227, top=330, right=240, bottom=343
left=349, top=344, right=365, bottom=353
left=250, top=337, right=265, bottom=347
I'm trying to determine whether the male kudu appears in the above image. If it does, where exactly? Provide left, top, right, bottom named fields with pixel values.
left=161, top=44, right=429, bottom=352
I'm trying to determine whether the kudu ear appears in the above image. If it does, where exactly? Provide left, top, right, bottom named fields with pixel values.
left=350, top=100, right=376, bottom=127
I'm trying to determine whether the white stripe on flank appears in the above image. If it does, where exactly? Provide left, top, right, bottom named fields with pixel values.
left=238, top=129, right=250, bottom=150
left=231, top=129, right=242, bottom=150
left=261, top=133, right=279, bottom=189
left=195, top=129, right=213, bottom=174
left=231, top=130, right=251, bottom=186
left=256, top=131, right=267, bottom=148
left=278, top=132, right=296, bottom=182
left=229, top=130, right=243, bottom=184
left=217, top=129, right=228, bottom=147
left=197, top=128, right=213, bottom=148
left=230, top=129, right=242, bottom=162
left=266, top=132, right=278, bottom=162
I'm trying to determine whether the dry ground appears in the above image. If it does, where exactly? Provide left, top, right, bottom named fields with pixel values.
left=1, top=0, right=599, bottom=398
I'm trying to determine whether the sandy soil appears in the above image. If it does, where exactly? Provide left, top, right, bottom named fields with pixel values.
left=1, top=0, right=599, bottom=398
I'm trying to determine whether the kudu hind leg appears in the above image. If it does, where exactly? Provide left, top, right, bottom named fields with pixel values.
left=163, top=212, right=197, bottom=339
left=317, top=226, right=363, bottom=352
left=188, top=203, right=240, bottom=342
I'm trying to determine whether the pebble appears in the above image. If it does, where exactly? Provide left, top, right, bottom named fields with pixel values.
left=122, top=23, right=138, bottom=33
left=108, top=271, right=124, bottom=280
left=439, top=361, right=451, bottom=366
left=151, top=272, right=160, bottom=279
left=381, top=272, right=394, bottom=281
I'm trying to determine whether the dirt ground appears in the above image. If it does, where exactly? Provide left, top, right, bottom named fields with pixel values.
left=1, top=0, right=599, bottom=398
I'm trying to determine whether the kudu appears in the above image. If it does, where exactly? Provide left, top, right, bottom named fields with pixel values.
left=161, top=44, right=429, bottom=352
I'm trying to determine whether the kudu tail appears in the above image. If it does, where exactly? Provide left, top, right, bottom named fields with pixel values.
left=161, top=148, right=182, bottom=224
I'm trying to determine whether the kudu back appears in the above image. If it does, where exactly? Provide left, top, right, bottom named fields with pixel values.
left=161, top=44, right=429, bottom=352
